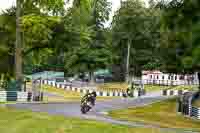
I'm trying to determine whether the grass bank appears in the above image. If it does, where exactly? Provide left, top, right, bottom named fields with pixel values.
left=109, top=98, right=200, bottom=130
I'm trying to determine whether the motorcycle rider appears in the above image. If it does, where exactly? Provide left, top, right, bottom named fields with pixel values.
left=89, top=91, right=97, bottom=105
left=81, top=91, right=97, bottom=107
left=126, top=83, right=134, bottom=97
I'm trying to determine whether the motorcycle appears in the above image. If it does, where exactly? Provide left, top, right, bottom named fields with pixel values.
left=80, top=91, right=97, bottom=114
left=122, top=88, right=134, bottom=98
left=80, top=101, right=93, bottom=114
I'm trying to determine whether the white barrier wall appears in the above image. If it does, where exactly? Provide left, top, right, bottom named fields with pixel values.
left=0, top=91, right=30, bottom=102
left=133, top=90, right=139, bottom=97
left=17, top=92, right=28, bottom=102
left=174, top=90, right=178, bottom=96
left=0, top=91, right=6, bottom=102
left=42, top=80, right=144, bottom=98
left=52, top=81, right=56, bottom=87
left=72, top=87, right=76, bottom=91
left=44, top=80, right=48, bottom=84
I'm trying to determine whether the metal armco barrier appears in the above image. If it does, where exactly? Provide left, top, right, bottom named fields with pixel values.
left=178, top=91, right=200, bottom=120
left=191, top=106, right=200, bottom=119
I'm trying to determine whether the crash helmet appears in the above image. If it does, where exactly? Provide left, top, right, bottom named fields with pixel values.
left=91, top=91, right=97, bottom=97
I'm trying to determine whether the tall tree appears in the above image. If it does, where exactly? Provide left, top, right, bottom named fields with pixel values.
left=159, top=0, right=200, bottom=89
left=0, top=7, right=16, bottom=80
left=63, top=0, right=111, bottom=83
left=112, top=0, right=160, bottom=82
left=15, top=0, right=23, bottom=90
left=0, top=0, right=66, bottom=83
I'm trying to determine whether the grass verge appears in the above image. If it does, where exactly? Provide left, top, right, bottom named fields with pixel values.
left=0, top=107, right=174, bottom=133
left=42, top=85, right=81, bottom=102
left=193, top=99, right=200, bottom=108
left=109, top=98, right=200, bottom=130
left=97, top=82, right=198, bottom=92
left=42, top=85, right=119, bottom=102
left=144, top=85, right=198, bottom=92
left=97, top=83, right=128, bottom=91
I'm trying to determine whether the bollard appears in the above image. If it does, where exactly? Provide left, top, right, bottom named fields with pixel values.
left=28, top=92, right=32, bottom=102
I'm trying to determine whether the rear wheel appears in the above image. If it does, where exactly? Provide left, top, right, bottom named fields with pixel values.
left=81, top=107, right=86, bottom=114
left=81, top=105, right=91, bottom=114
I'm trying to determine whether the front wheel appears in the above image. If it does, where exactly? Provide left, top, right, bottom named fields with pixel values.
left=81, top=105, right=91, bottom=114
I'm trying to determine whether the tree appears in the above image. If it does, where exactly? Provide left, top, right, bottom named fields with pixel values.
left=0, top=7, right=17, bottom=81
left=63, top=0, right=112, bottom=83
left=159, top=0, right=200, bottom=89
left=0, top=0, right=66, bottom=83
left=112, top=0, right=160, bottom=82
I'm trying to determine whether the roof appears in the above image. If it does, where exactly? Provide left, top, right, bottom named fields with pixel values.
left=142, top=70, right=163, bottom=75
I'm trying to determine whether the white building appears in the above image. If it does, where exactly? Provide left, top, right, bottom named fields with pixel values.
left=142, top=70, right=199, bottom=86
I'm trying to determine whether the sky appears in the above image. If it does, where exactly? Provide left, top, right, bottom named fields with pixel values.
left=0, top=0, right=122, bottom=12
left=0, top=0, right=150, bottom=13
left=0, top=0, right=148, bottom=26
left=0, top=0, right=15, bottom=11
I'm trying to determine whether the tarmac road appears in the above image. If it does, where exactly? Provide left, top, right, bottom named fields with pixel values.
left=6, top=96, right=199, bottom=133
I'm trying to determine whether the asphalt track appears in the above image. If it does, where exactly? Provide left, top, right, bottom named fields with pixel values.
left=7, top=95, right=199, bottom=133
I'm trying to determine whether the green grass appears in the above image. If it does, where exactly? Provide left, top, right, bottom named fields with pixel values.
left=27, top=83, right=82, bottom=102
left=144, top=85, right=198, bottom=92
left=144, top=85, right=168, bottom=92
left=42, top=85, right=119, bottom=102
left=97, top=83, right=128, bottom=91
left=0, top=102, right=18, bottom=104
left=42, top=85, right=81, bottom=102
left=171, top=85, right=199, bottom=91
left=109, top=98, right=200, bottom=131
left=97, top=82, right=198, bottom=92
left=193, top=99, right=200, bottom=108
left=0, top=107, right=175, bottom=133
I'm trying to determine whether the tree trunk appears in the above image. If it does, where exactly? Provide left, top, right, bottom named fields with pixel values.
left=0, top=74, right=4, bottom=82
left=126, top=39, right=131, bottom=83
left=89, top=71, right=95, bottom=85
left=15, top=0, right=23, bottom=91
